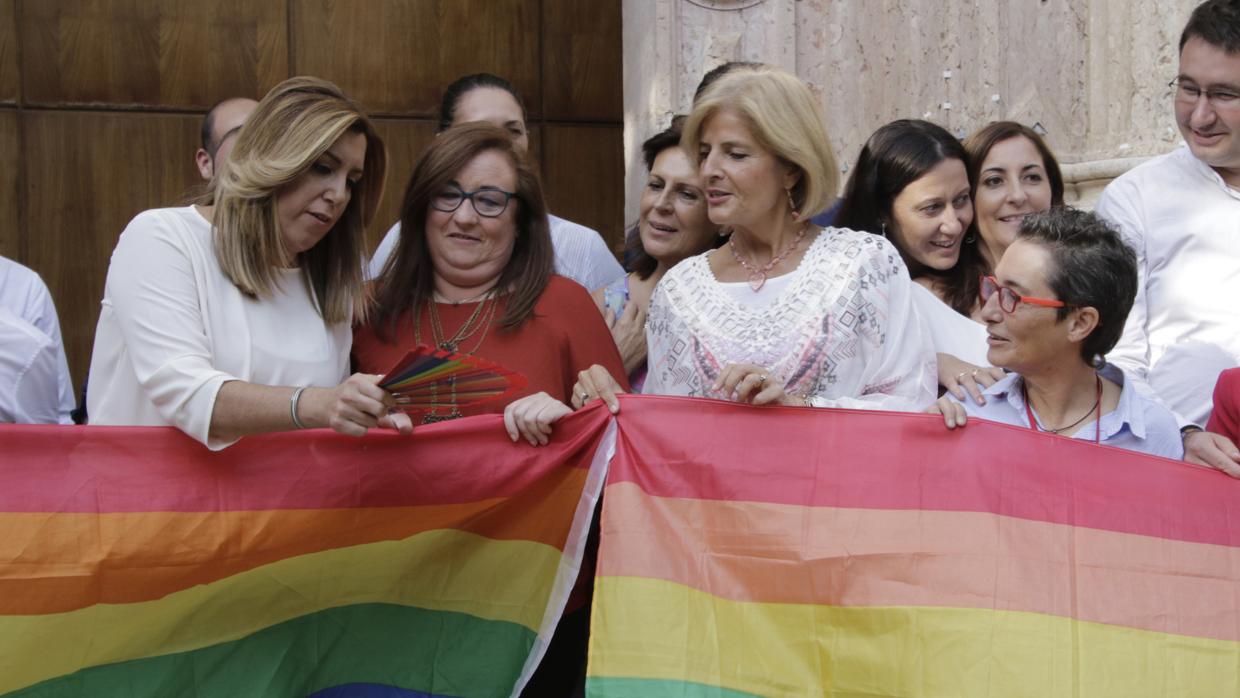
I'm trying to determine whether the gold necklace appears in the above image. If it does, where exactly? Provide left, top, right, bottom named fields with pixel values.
left=413, top=292, right=499, bottom=423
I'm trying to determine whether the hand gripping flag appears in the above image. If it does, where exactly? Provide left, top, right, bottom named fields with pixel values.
left=0, top=406, right=614, bottom=697
left=586, top=396, right=1240, bottom=698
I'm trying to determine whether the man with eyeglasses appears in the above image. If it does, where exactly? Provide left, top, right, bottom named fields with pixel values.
left=1095, top=0, right=1240, bottom=476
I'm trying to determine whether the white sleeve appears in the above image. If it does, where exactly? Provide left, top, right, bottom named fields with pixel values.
left=641, top=282, right=677, bottom=397
left=13, top=337, right=61, bottom=425
left=809, top=252, right=938, bottom=412
left=549, top=217, right=624, bottom=292
left=576, top=230, right=625, bottom=293
left=1096, top=179, right=1151, bottom=382
left=366, top=221, right=401, bottom=281
left=23, top=277, right=75, bottom=423
left=102, top=213, right=237, bottom=445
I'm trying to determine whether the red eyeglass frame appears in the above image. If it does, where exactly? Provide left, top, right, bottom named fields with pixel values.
left=978, top=274, right=1068, bottom=313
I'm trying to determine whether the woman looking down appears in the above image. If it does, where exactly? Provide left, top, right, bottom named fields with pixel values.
left=507, top=64, right=937, bottom=443
left=87, top=77, right=409, bottom=448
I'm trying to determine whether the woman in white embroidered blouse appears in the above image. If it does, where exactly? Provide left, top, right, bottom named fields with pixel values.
left=504, top=65, right=937, bottom=444
left=88, top=77, right=412, bottom=449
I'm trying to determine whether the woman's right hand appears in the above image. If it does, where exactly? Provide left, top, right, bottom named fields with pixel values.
left=926, top=395, right=968, bottom=430
left=312, top=373, right=412, bottom=437
left=938, top=353, right=1004, bottom=406
left=504, top=392, right=573, bottom=446
left=605, top=301, right=648, bottom=376
left=572, top=364, right=627, bottom=413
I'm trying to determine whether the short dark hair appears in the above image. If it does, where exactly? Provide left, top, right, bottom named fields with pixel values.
left=438, top=73, right=527, bottom=132
left=1016, top=207, right=1138, bottom=365
left=200, top=98, right=230, bottom=153
left=200, top=97, right=255, bottom=156
left=693, top=61, right=763, bottom=104
left=370, top=122, right=553, bottom=341
left=835, top=119, right=977, bottom=314
left=1179, top=0, right=1240, bottom=54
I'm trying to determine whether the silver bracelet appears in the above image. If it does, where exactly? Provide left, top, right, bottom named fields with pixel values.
left=290, top=386, right=309, bottom=430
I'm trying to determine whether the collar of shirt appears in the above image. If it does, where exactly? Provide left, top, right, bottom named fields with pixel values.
left=1175, top=144, right=1240, bottom=201
left=982, top=364, right=1146, bottom=441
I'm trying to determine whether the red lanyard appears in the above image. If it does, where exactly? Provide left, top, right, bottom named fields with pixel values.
left=1022, top=375, right=1103, bottom=445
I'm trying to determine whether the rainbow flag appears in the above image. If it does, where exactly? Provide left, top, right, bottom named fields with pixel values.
left=587, top=396, right=1240, bottom=697
left=0, top=407, right=614, bottom=697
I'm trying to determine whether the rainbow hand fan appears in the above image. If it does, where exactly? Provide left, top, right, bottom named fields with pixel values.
left=378, top=345, right=528, bottom=411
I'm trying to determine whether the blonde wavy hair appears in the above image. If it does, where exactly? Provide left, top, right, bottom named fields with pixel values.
left=210, top=76, right=386, bottom=324
left=681, top=65, right=838, bottom=220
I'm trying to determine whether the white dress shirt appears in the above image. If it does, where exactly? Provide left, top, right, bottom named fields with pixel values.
left=1096, top=145, right=1240, bottom=426
left=0, top=256, right=75, bottom=423
left=0, top=307, right=61, bottom=424
left=367, top=214, right=624, bottom=292
left=87, top=207, right=350, bottom=449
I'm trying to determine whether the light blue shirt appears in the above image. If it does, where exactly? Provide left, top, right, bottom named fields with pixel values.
left=948, top=364, right=1184, bottom=460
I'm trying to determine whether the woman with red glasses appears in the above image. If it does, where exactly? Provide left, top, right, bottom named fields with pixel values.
left=928, top=207, right=1182, bottom=458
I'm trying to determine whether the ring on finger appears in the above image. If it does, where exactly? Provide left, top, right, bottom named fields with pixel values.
left=970, top=369, right=980, bottom=377
left=579, top=391, right=590, bottom=402
left=955, top=371, right=969, bottom=382
left=757, top=374, right=767, bottom=385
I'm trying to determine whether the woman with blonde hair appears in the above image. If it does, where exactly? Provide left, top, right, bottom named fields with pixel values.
left=506, top=65, right=937, bottom=442
left=88, top=76, right=410, bottom=448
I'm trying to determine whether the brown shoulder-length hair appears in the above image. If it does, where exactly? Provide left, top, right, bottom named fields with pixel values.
left=210, top=76, right=386, bottom=325
left=949, top=121, right=1066, bottom=315
left=370, top=122, right=553, bottom=342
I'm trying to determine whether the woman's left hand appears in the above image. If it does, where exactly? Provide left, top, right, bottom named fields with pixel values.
left=713, top=364, right=800, bottom=406
left=503, top=392, right=573, bottom=446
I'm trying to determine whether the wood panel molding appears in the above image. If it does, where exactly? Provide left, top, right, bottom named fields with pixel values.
left=293, top=0, right=540, bottom=117
left=0, top=0, right=18, bottom=104
left=22, top=110, right=202, bottom=382
left=20, top=0, right=287, bottom=107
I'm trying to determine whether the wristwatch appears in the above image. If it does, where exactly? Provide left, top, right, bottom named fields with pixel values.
left=1180, top=425, right=1203, bottom=441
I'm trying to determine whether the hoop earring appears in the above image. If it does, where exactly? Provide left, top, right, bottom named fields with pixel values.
left=785, top=188, right=800, bottom=221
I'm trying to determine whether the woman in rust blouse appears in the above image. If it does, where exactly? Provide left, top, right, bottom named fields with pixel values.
left=352, top=122, right=627, bottom=431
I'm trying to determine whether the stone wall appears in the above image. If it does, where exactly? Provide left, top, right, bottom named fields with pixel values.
left=622, top=0, right=1198, bottom=220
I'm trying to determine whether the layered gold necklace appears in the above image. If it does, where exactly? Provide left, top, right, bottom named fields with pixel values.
left=413, top=291, right=499, bottom=422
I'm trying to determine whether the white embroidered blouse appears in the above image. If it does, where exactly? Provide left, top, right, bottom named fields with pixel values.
left=644, top=227, right=937, bottom=412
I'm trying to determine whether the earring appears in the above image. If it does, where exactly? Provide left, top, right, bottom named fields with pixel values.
left=964, top=232, right=975, bottom=243
left=880, top=222, right=888, bottom=237
left=785, top=188, right=800, bottom=221
left=718, top=225, right=733, bottom=238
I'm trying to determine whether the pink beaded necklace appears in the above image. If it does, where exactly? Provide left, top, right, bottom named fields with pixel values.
left=728, top=225, right=808, bottom=291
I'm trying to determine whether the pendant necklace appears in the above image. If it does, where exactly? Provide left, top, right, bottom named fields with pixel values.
left=413, top=291, right=499, bottom=423
left=729, top=224, right=807, bottom=291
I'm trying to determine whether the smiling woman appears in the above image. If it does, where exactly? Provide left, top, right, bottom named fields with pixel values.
left=592, top=118, right=723, bottom=392
left=86, top=77, right=410, bottom=449
left=353, top=122, right=627, bottom=425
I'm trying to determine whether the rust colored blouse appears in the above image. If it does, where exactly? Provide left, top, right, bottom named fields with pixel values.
left=353, top=276, right=630, bottom=418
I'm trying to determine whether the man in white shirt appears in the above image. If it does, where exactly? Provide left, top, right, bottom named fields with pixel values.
left=0, top=259, right=72, bottom=423
left=194, top=97, right=258, bottom=181
left=1095, top=0, right=1240, bottom=476
left=367, top=73, right=623, bottom=291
